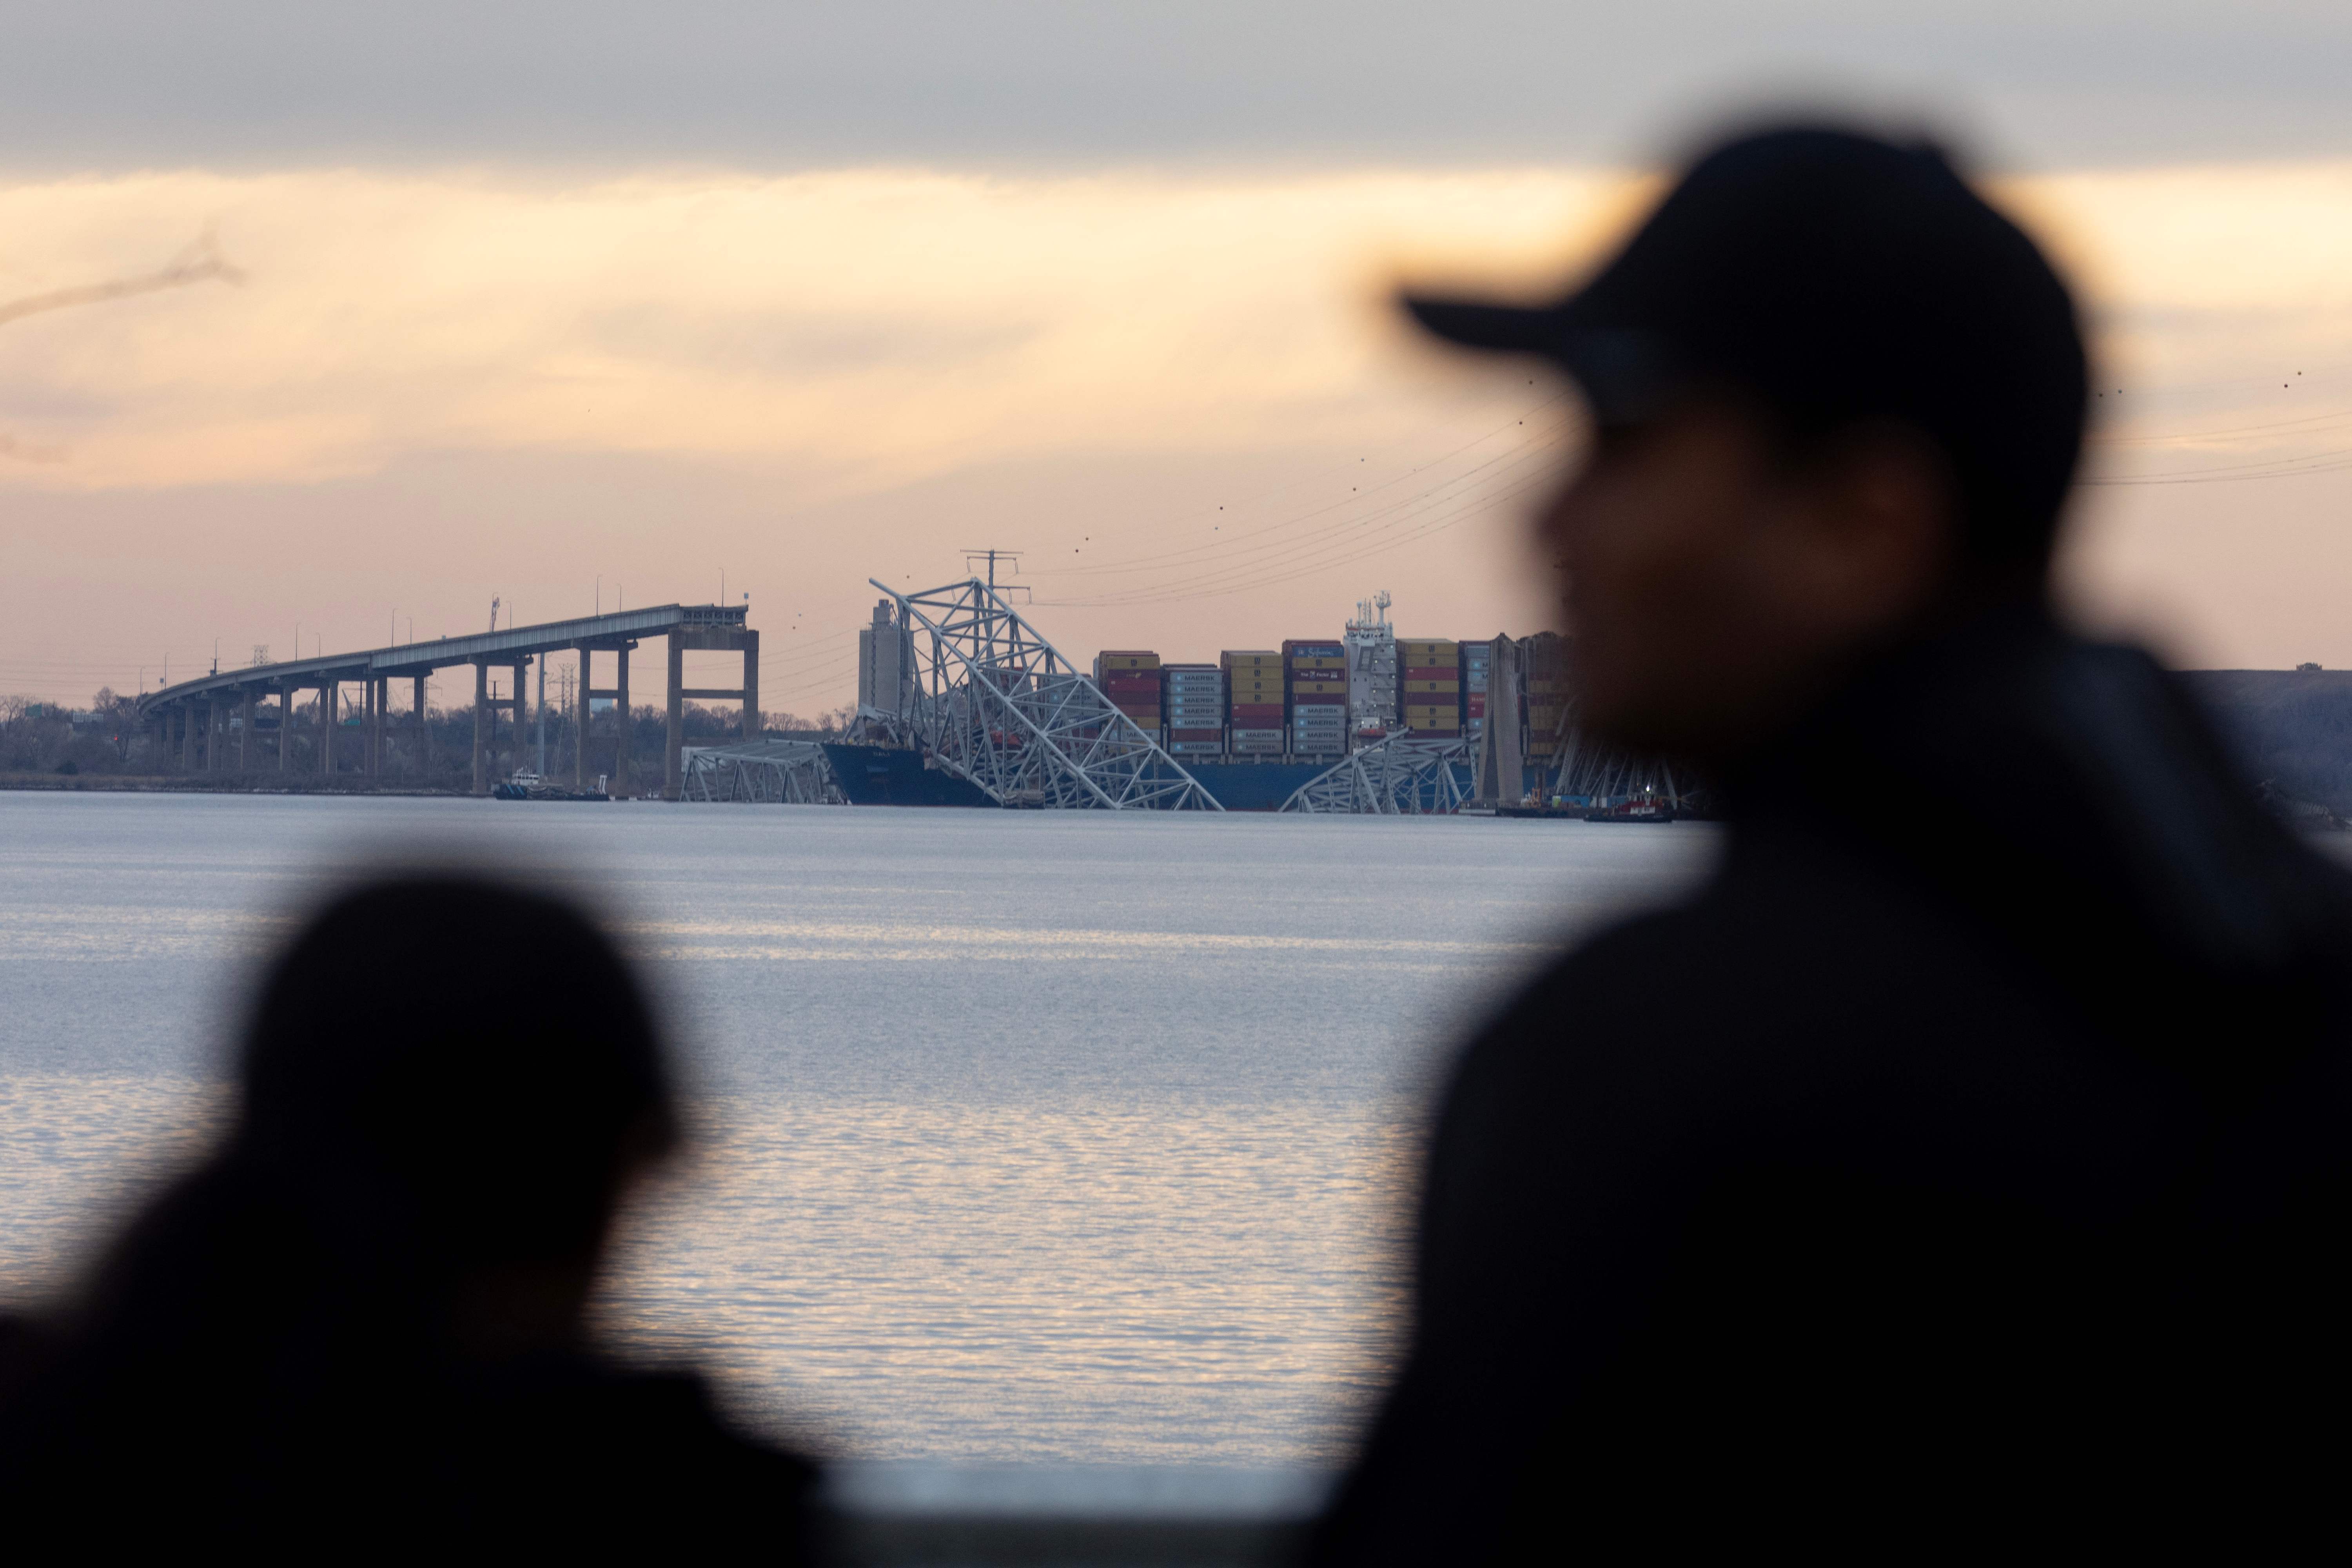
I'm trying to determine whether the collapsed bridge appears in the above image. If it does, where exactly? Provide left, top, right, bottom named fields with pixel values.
left=136, top=603, right=757, bottom=798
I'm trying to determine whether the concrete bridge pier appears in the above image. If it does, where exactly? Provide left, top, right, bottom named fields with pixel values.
left=412, top=673, right=428, bottom=779
left=613, top=644, right=632, bottom=797
left=664, top=624, right=759, bottom=800
left=320, top=682, right=339, bottom=775
left=178, top=705, right=194, bottom=770
left=574, top=644, right=593, bottom=793
left=279, top=685, right=294, bottom=772
left=665, top=638, right=683, bottom=800
left=241, top=688, right=256, bottom=771
left=510, top=660, right=528, bottom=777
left=366, top=677, right=383, bottom=779
left=472, top=662, right=490, bottom=795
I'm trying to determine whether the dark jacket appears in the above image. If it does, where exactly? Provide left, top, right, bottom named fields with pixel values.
left=1313, top=607, right=2352, bottom=1561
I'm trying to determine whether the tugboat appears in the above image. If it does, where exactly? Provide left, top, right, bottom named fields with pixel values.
left=1584, top=786, right=1675, bottom=824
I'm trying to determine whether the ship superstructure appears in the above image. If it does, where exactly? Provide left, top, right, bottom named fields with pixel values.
left=1344, top=591, right=1397, bottom=745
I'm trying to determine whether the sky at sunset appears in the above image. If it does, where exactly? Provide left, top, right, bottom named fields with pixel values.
left=9, top=3, right=2352, bottom=712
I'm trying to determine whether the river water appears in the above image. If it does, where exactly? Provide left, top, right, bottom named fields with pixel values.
left=0, top=793, right=1713, bottom=1464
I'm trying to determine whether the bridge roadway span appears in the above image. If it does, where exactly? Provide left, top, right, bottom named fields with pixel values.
left=136, top=604, right=757, bottom=798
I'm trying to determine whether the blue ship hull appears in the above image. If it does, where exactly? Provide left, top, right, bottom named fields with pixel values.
left=821, top=744, right=998, bottom=808
left=1172, top=760, right=1327, bottom=811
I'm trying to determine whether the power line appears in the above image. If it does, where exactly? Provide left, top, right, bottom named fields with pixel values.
left=1035, top=420, right=1575, bottom=607
left=1033, top=389, right=1573, bottom=581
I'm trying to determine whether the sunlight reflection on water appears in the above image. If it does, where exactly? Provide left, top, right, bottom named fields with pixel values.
left=0, top=794, right=1714, bottom=1463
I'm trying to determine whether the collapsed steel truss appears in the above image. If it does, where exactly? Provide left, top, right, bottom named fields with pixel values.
left=873, top=577, right=1221, bottom=811
left=1280, top=732, right=1473, bottom=815
left=680, top=740, right=842, bottom=804
left=1546, top=720, right=1684, bottom=807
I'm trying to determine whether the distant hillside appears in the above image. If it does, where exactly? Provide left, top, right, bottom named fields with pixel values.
left=2180, top=669, right=2352, bottom=816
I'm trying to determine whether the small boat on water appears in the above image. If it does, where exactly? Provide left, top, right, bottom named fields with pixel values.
left=1585, top=796, right=1675, bottom=823
left=492, top=771, right=610, bottom=802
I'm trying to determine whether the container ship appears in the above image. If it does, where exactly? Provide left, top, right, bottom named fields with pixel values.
left=829, top=593, right=1662, bottom=811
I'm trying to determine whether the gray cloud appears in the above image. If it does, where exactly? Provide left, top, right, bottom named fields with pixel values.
left=6, top=2, right=2352, bottom=172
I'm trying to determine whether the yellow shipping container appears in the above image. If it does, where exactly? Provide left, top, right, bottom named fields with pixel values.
left=1287, top=655, right=1345, bottom=670
left=1402, top=679, right=1457, bottom=695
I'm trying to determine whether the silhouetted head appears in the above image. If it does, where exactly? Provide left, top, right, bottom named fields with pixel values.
left=0, top=879, right=816, bottom=1532
left=1407, top=124, right=2088, bottom=761
left=238, top=874, right=675, bottom=1310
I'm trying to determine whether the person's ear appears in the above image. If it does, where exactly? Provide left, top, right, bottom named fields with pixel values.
left=1794, top=422, right=1958, bottom=634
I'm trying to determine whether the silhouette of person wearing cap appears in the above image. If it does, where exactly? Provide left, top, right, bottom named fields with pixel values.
left=1312, top=125, right=2352, bottom=1561
left=0, top=876, right=814, bottom=1551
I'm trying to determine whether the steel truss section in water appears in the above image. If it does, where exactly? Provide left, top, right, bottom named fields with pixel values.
left=871, top=577, right=1222, bottom=811
left=1280, top=733, right=1473, bottom=815
left=1547, top=722, right=1684, bottom=808
left=680, top=740, right=843, bottom=804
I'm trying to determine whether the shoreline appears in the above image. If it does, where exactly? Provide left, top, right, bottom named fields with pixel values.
left=0, top=774, right=471, bottom=797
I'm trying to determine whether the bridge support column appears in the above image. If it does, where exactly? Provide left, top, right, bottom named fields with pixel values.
left=241, top=688, right=256, bottom=772
left=664, top=635, right=684, bottom=801
left=742, top=630, right=759, bottom=740
left=472, top=662, right=489, bottom=795
left=512, top=661, right=528, bottom=778
left=575, top=645, right=592, bottom=792
left=363, top=678, right=377, bottom=779
left=178, top=705, right=193, bottom=770
left=279, top=687, right=293, bottom=772
left=320, top=682, right=338, bottom=775
left=613, top=645, right=632, bottom=798
left=413, top=674, right=428, bottom=779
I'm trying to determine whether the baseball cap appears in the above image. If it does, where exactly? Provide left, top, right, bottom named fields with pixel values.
left=1405, top=125, right=2088, bottom=566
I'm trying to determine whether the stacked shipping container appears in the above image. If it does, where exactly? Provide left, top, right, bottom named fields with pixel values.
left=1163, top=663, right=1225, bottom=755
left=1069, top=621, right=1550, bottom=767
left=1399, top=639, right=1461, bottom=737
left=1093, top=650, right=1162, bottom=736
left=1283, top=639, right=1347, bottom=757
left=1222, top=651, right=1285, bottom=755
left=1522, top=632, right=1567, bottom=762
